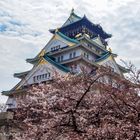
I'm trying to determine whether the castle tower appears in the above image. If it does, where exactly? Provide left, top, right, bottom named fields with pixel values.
left=2, top=9, right=128, bottom=110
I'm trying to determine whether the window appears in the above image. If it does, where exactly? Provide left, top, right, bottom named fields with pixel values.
left=33, top=76, right=36, bottom=82
left=48, top=73, right=50, bottom=78
left=61, top=55, right=63, bottom=61
left=57, top=56, right=60, bottom=62
left=87, top=54, right=89, bottom=59
left=57, top=56, right=63, bottom=62
left=96, top=49, right=100, bottom=54
left=45, top=73, right=48, bottom=78
left=69, top=52, right=76, bottom=59
left=69, top=53, right=72, bottom=59
left=51, top=45, right=60, bottom=52
left=73, top=52, right=76, bottom=58
left=39, top=75, right=41, bottom=80
left=42, top=74, right=44, bottom=79
left=84, top=52, right=86, bottom=57
left=84, top=52, right=89, bottom=59
left=33, top=72, right=51, bottom=83
left=51, top=48, right=54, bottom=51
left=56, top=45, right=60, bottom=50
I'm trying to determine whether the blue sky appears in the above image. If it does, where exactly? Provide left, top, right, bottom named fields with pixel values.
left=0, top=0, right=140, bottom=103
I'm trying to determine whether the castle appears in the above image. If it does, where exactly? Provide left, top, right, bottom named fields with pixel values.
left=2, top=9, right=128, bottom=110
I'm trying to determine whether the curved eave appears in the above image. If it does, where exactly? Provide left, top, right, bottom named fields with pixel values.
left=43, top=54, right=70, bottom=73
left=95, top=52, right=111, bottom=62
left=82, top=16, right=112, bottom=39
left=117, top=64, right=130, bottom=73
left=14, top=71, right=30, bottom=79
left=26, top=57, right=39, bottom=64
left=112, top=53, right=118, bottom=57
left=2, top=90, right=14, bottom=96
left=49, top=29, right=55, bottom=34
left=56, top=31, right=79, bottom=44
left=2, top=88, right=27, bottom=96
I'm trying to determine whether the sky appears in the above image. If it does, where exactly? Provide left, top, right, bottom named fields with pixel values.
left=0, top=0, right=140, bottom=103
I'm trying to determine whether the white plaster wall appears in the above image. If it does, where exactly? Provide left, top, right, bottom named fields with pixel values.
left=45, top=39, right=68, bottom=52
left=55, top=48, right=82, bottom=61
left=92, top=37, right=105, bottom=48
left=19, top=62, right=66, bottom=87
left=5, top=97, right=17, bottom=109
left=26, top=65, right=52, bottom=85
left=98, top=57, right=122, bottom=75
left=81, top=49, right=96, bottom=61
left=103, top=60, right=121, bottom=75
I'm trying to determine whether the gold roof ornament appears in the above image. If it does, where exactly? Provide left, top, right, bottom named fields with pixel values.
left=55, top=28, right=59, bottom=33
left=75, top=33, right=82, bottom=38
left=108, top=47, right=112, bottom=53
left=84, top=33, right=90, bottom=38
left=38, top=49, right=46, bottom=57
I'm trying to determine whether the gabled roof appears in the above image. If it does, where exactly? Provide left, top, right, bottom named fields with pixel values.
left=2, top=55, right=70, bottom=96
left=14, top=70, right=30, bottom=79
left=62, top=9, right=82, bottom=27
left=43, top=54, right=70, bottom=73
left=95, top=51, right=117, bottom=63
left=56, top=31, right=79, bottom=44
left=26, top=31, right=79, bottom=64
left=50, top=14, right=112, bottom=39
left=117, top=64, right=130, bottom=73
left=95, top=52, right=111, bottom=62
left=77, top=34, right=108, bottom=53
left=2, top=88, right=27, bottom=96
left=95, top=52, right=129, bottom=74
left=92, top=36, right=105, bottom=47
left=26, top=57, right=39, bottom=64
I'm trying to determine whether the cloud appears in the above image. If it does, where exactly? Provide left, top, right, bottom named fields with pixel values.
left=0, top=23, right=7, bottom=32
left=0, top=4, right=42, bottom=38
left=0, top=0, right=140, bottom=103
left=9, top=19, right=27, bottom=27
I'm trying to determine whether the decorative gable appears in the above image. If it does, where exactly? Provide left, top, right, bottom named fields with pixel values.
left=44, top=38, right=68, bottom=53
left=97, top=55, right=122, bottom=75
left=92, top=36, right=105, bottom=48
left=16, top=58, right=66, bottom=89
left=62, top=9, right=81, bottom=27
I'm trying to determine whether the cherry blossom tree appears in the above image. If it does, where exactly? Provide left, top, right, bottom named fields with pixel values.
left=10, top=67, right=140, bottom=140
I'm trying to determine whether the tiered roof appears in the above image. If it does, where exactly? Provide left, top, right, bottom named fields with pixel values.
left=50, top=9, right=111, bottom=40
left=2, top=9, right=128, bottom=96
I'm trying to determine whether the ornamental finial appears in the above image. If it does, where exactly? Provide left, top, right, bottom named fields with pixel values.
left=108, top=48, right=112, bottom=53
left=39, top=49, right=45, bottom=57
left=55, top=28, right=59, bottom=33
left=71, top=8, right=74, bottom=14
